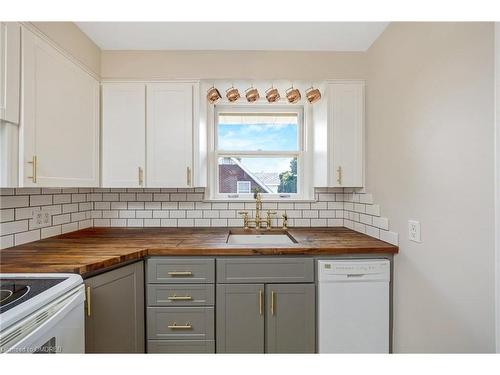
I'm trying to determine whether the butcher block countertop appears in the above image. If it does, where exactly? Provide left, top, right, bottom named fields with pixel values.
left=0, top=227, right=398, bottom=277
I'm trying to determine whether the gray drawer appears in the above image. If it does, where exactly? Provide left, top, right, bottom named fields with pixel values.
left=147, top=284, right=214, bottom=306
left=147, top=340, right=215, bottom=353
left=217, top=257, right=314, bottom=283
left=147, top=307, right=214, bottom=340
left=147, top=257, right=215, bottom=283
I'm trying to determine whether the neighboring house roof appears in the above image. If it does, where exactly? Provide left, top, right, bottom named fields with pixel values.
left=254, top=172, right=280, bottom=186
left=229, top=158, right=273, bottom=193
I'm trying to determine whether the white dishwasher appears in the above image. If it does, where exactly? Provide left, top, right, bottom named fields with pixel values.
left=318, top=259, right=390, bottom=353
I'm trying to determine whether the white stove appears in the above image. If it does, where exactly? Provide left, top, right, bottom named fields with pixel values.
left=0, top=273, right=85, bottom=354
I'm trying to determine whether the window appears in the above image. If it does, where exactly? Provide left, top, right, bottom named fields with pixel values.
left=236, top=181, right=251, bottom=194
left=209, top=105, right=309, bottom=200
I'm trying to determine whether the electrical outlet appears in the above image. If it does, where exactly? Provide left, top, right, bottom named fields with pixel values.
left=408, top=220, right=421, bottom=243
left=31, top=208, right=52, bottom=229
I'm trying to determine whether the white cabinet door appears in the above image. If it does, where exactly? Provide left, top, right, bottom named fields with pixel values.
left=21, top=28, right=99, bottom=187
left=102, top=83, right=146, bottom=187
left=0, top=22, right=21, bottom=124
left=146, top=83, right=195, bottom=188
left=329, top=82, right=364, bottom=187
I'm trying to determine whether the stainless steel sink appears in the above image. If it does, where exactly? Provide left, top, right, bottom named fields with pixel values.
left=226, top=233, right=296, bottom=245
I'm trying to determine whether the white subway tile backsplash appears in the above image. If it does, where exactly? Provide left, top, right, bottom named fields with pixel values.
left=128, top=202, right=144, bottom=210
left=30, top=195, right=53, bottom=206
left=372, top=216, right=389, bottom=230
left=161, top=219, right=177, bottom=227
left=53, top=194, right=71, bottom=204
left=0, top=187, right=397, bottom=249
left=136, top=210, right=153, bottom=219
left=0, top=209, right=15, bottom=222
left=127, top=219, right=143, bottom=227
left=1, top=196, right=29, bottom=209
left=62, top=203, right=79, bottom=214
left=145, top=219, right=161, bottom=227
left=145, top=202, right=162, bottom=210
left=194, top=218, right=210, bottom=227
left=111, top=202, right=127, bottom=210
left=0, top=235, right=14, bottom=249
left=170, top=210, right=186, bottom=219
left=162, top=202, right=178, bottom=210
left=41, top=225, right=62, bottom=239
left=62, top=222, right=79, bottom=234
left=178, top=219, right=194, bottom=227
left=153, top=211, right=169, bottom=219
left=203, top=210, right=219, bottom=219
left=53, top=213, right=71, bottom=225
left=379, top=230, right=399, bottom=246
left=1, top=220, right=29, bottom=235
left=15, top=229, right=40, bottom=245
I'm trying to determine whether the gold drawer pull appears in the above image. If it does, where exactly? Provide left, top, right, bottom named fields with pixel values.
left=28, top=155, right=37, bottom=183
left=168, top=295, right=193, bottom=301
left=168, top=271, right=193, bottom=277
left=168, top=323, right=192, bottom=329
left=86, top=286, right=91, bottom=317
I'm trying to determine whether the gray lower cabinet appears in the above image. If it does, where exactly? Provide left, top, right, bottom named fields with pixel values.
left=266, top=284, right=316, bottom=353
left=216, top=284, right=265, bottom=353
left=84, top=261, right=145, bottom=353
left=216, top=283, right=315, bottom=353
left=146, top=257, right=215, bottom=353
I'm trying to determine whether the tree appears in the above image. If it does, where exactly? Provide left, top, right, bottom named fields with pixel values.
left=278, top=157, right=297, bottom=193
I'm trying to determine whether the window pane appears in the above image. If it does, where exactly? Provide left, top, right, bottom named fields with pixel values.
left=218, top=156, right=298, bottom=194
left=217, top=113, right=299, bottom=151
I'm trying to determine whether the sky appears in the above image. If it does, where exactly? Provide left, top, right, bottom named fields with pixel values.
left=218, top=123, right=297, bottom=174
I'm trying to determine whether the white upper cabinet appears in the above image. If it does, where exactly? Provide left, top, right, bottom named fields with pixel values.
left=21, top=27, right=99, bottom=187
left=313, top=81, right=365, bottom=188
left=0, top=22, right=21, bottom=124
left=102, top=83, right=146, bottom=187
left=146, top=82, right=198, bottom=188
left=329, top=82, right=364, bottom=187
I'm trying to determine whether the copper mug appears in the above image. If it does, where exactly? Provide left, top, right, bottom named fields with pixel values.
left=286, top=87, right=301, bottom=104
left=265, top=87, right=280, bottom=103
left=226, top=86, right=240, bottom=102
left=245, top=87, right=260, bottom=102
left=207, top=86, right=221, bottom=104
left=305, top=87, right=321, bottom=103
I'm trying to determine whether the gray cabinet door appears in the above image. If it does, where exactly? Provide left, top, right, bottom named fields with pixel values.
left=265, top=284, right=316, bottom=353
left=216, top=284, right=265, bottom=353
left=85, top=261, right=145, bottom=353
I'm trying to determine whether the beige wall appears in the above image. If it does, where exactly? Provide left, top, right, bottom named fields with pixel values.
left=100, top=50, right=366, bottom=80
left=29, top=22, right=101, bottom=76
left=366, top=22, right=495, bottom=352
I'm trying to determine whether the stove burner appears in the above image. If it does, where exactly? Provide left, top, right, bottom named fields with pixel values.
left=0, top=278, right=65, bottom=313
left=0, top=285, right=30, bottom=308
left=0, top=289, right=13, bottom=303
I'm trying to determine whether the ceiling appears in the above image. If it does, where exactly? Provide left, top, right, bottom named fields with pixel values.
left=75, top=22, right=389, bottom=51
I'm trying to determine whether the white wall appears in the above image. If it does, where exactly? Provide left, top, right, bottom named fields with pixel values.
left=366, top=22, right=496, bottom=352
left=30, top=22, right=101, bottom=77
left=100, top=50, right=366, bottom=80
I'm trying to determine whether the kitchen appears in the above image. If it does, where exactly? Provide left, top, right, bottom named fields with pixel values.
left=1, top=2, right=500, bottom=373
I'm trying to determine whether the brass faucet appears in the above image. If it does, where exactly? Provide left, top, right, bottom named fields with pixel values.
left=238, top=191, right=276, bottom=229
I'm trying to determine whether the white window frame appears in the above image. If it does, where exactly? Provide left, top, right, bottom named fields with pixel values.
left=236, top=180, right=251, bottom=194
left=207, top=104, right=313, bottom=201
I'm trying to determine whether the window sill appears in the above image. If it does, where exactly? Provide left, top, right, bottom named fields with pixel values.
left=203, top=198, right=317, bottom=203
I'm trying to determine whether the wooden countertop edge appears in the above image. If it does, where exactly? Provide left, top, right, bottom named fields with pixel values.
left=0, top=227, right=398, bottom=278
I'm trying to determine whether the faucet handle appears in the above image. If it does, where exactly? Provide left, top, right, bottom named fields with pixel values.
left=238, top=211, right=250, bottom=229
left=281, top=212, right=288, bottom=230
